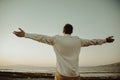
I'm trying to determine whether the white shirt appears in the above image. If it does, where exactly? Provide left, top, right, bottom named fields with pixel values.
left=25, top=33, right=106, bottom=77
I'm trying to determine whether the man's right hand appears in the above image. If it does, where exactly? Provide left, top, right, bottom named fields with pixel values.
left=106, top=36, right=114, bottom=43
left=13, top=28, right=25, bottom=37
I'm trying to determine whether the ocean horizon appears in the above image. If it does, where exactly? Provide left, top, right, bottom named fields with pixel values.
left=0, top=65, right=120, bottom=77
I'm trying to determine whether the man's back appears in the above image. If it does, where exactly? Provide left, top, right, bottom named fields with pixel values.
left=53, top=34, right=81, bottom=76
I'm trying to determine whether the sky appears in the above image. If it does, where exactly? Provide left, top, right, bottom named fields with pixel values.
left=0, top=0, right=120, bottom=67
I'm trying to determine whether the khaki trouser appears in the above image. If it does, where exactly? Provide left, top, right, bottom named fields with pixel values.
left=55, top=71, right=80, bottom=80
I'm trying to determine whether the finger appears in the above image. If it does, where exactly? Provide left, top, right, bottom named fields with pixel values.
left=13, top=31, right=17, bottom=34
left=13, top=31, right=15, bottom=34
left=18, top=28, right=24, bottom=32
left=13, top=32, right=18, bottom=36
left=109, top=36, right=114, bottom=38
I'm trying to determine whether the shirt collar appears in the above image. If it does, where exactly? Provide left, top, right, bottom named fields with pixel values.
left=64, top=34, right=71, bottom=36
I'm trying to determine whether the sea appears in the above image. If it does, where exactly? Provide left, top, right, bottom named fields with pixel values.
left=0, top=66, right=120, bottom=77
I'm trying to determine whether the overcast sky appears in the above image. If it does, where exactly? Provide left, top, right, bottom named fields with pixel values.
left=0, top=0, right=120, bottom=67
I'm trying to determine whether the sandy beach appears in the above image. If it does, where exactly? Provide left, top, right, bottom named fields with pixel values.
left=0, top=71, right=120, bottom=80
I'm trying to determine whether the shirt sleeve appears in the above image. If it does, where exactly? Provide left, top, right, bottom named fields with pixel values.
left=80, top=38, right=107, bottom=47
left=25, top=33, right=54, bottom=45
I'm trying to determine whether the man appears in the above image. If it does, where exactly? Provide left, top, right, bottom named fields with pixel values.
left=13, top=24, right=114, bottom=80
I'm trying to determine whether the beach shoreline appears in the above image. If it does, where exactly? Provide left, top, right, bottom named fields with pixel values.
left=0, top=71, right=120, bottom=80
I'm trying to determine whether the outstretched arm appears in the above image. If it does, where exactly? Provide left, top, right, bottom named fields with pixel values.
left=81, top=36, right=114, bottom=47
left=13, top=28, right=54, bottom=45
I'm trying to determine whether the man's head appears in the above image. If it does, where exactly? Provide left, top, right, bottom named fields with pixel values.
left=63, top=24, right=73, bottom=35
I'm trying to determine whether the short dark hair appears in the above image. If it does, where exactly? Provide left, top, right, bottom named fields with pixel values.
left=63, top=24, right=73, bottom=34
